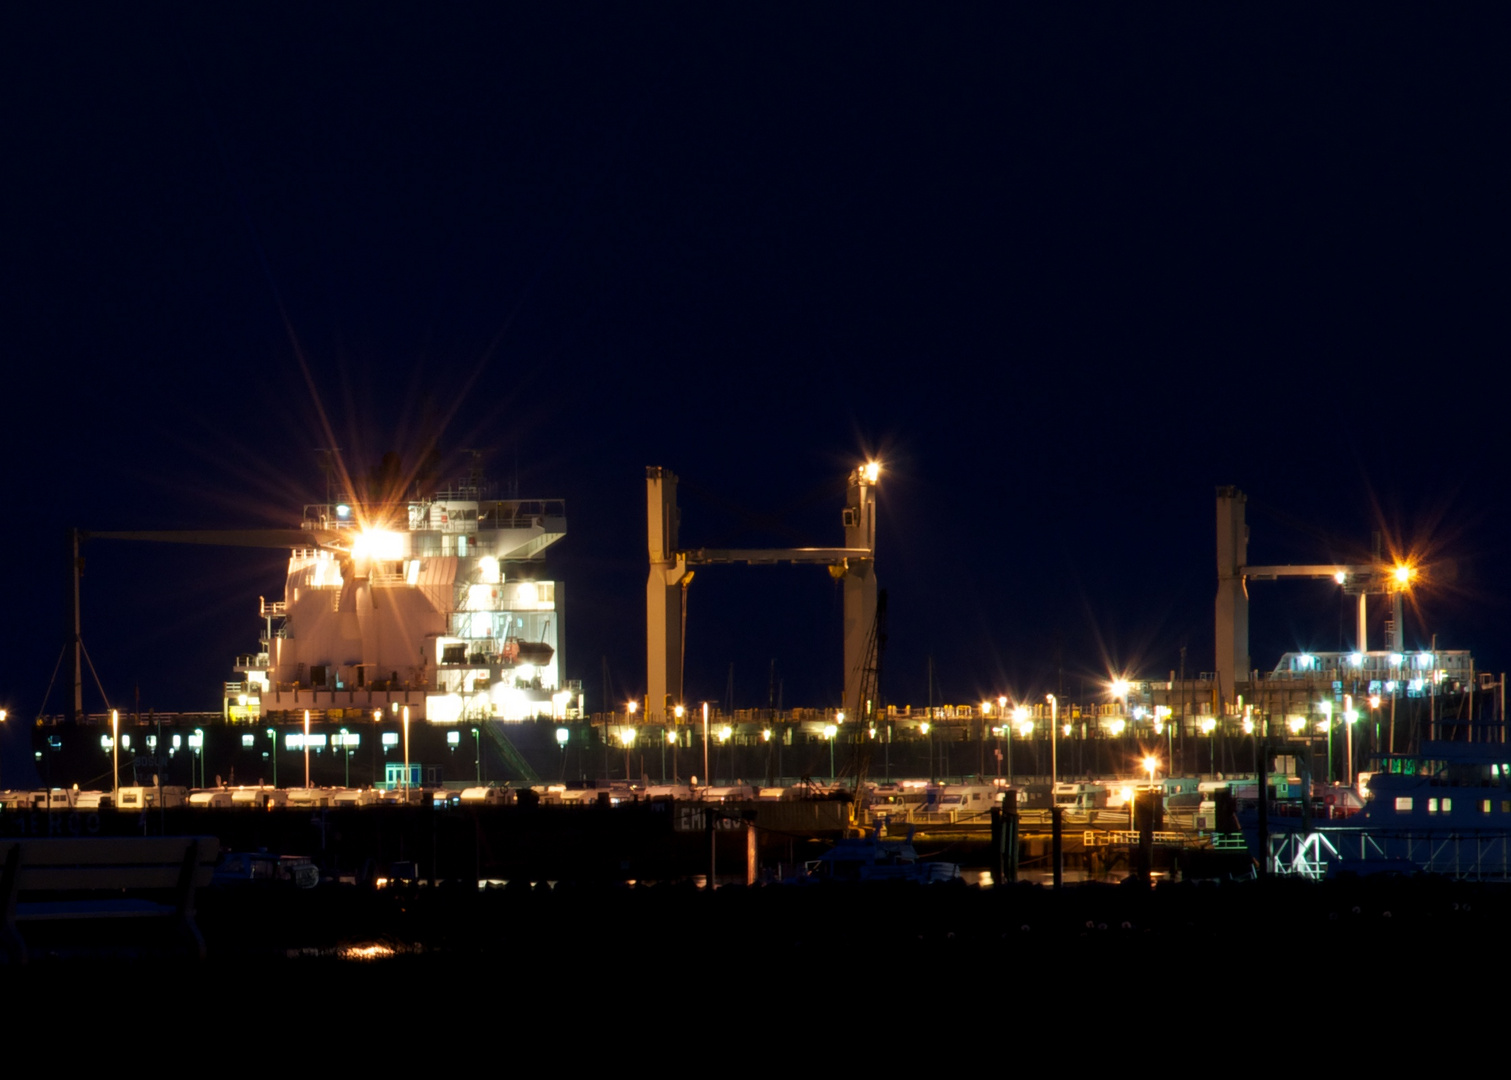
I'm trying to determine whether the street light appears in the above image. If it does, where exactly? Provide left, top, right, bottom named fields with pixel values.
left=980, top=701, right=992, bottom=776
left=471, top=726, right=481, bottom=783
left=402, top=705, right=411, bottom=801
left=674, top=704, right=685, bottom=783
left=1319, top=699, right=1334, bottom=784
left=303, top=709, right=312, bottom=789
left=823, top=723, right=838, bottom=780
left=1046, top=694, right=1058, bottom=786
left=194, top=727, right=204, bottom=788
left=339, top=727, right=350, bottom=786
left=1011, top=706, right=1029, bottom=782
left=1343, top=696, right=1359, bottom=788
left=619, top=725, right=636, bottom=780
left=111, top=709, right=119, bottom=807
left=267, top=727, right=277, bottom=787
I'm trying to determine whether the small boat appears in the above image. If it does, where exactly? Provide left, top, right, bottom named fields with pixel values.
left=212, top=851, right=321, bottom=889
left=1244, top=741, right=1511, bottom=879
left=798, top=830, right=961, bottom=884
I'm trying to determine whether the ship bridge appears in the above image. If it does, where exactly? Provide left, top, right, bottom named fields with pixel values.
left=228, top=488, right=569, bottom=725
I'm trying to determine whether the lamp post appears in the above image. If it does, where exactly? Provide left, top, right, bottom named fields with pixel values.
left=626, top=700, right=638, bottom=781
left=1320, top=699, right=1333, bottom=785
left=0, top=709, right=6, bottom=791
left=555, top=725, right=569, bottom=780
left=836, top=711, right=845, bottom=787
left=620, top=726, right=636, bottom=780
left=267, top=727, right=277, bottom=787
left=674, top=704, right=685, bottom=782
left=194, top=727, right=204, bottom=788
left=1046, top=694, right=1058, bottom=786
left=980, top=701, right=991, bottom=777
left=701, top=702, right=709, bottom=787
left=1111, top=679, right=1131, bottom=775
left=402, top=705, right=411, bottom=801
left=1369, top=694, right=1382, bottom=762
left=921, top=721, right=932, bottom=783
left=111, top=709, right=119, bottom=807
left=824, top=724, right=838, bottom=780
left=1343, top=696, right=1358, bottom=789
left=1012, top=706, right=1029, bottom=783
left=303, top=709, right=312, bottom=789
left=339, top=727, right=350, bottom=786
left=471, top=726, right=481, bottom=783
left=1201, top=717, right=1217, bottom=777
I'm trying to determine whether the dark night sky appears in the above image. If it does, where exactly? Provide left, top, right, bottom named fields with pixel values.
left=3, top=6, right=1507, bottom=763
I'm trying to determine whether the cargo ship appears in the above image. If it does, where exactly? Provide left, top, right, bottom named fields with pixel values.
left=33, top=470, right=586, bottom=791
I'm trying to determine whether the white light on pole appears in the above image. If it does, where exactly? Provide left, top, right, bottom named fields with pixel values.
left=1046, top=694, right=1058, bottom=785
left=111, top=709, right=119, bottom=808
left=303, top=709, right=312, bottom=788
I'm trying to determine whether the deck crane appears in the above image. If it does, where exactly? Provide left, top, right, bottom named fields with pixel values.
left=645, top=462, right=881, bottom=726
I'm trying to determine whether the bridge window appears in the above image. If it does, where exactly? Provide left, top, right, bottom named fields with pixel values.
left=1427, top=798, right=1438, bottom=813
left=1395, top=797, right=1412, bottom=812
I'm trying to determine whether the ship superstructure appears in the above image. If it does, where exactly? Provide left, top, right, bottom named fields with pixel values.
left=226, top=476, right=569, bottom=725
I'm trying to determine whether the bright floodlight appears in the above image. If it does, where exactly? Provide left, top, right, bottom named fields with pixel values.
left=1110, top=679, right=1130, bottom=699
left=674, top=704, right=685, bottom=719
left=1394, top=564, right=1413, bottom=585
left=353, top=528, right=404, bottom=560
left=556, top=727, right=569, bottom=746
left=618, top=727, right=636, bottom=747
left=1012, top=706, right=1029, bottom=724
left=863, top=461, right=881, bottom=484
left=1333, top=570, right=1346, bottom=584
left=1143, top=755, right=1158, bottom=779
left=823, top=724, right=838, bottom=739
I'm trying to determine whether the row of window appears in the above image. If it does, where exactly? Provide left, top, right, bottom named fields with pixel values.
left=1394, top=796, right=1511, bottom=813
